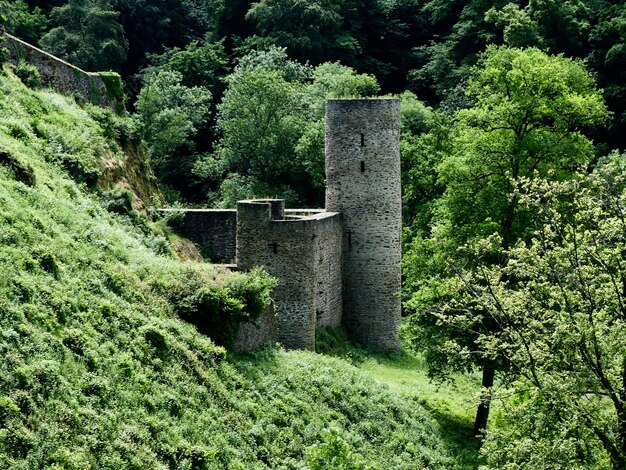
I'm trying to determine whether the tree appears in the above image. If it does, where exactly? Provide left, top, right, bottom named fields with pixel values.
left=40, top=0, right=128, bottom=72
left=194, top=47, right=379, bottom=207
left=135, top=70, right=211, bottom=176
left=2, top=0, right=48, bottom=45
left=245, top=0, right=345, bottom=64
left=409, top=0, right=511, bottom=103
left=244, top=0, right=416, bottom=90
left=486, top=0, right=591, bottom=56
left=403, top=46, right=609, bottom=435
left=459, top=154, right=626, bottom=469
left=116, top=0, right=217, bottom=77
left=587, top=1, right=626, bottom=151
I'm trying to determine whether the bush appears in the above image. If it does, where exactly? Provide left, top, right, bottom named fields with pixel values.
left=171, top=267, right=276, bottom=349
left=15, top=61, right=40, bottom=89
left=0, top=150, right=35, bottom=186
left=305, top=426, right=368, bottom=470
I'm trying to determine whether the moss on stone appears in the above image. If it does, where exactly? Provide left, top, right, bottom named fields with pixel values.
left=98, top=71, right=124, bottom=103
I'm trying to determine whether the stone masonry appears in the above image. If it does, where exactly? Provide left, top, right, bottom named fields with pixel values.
left=168, top=99, right=402, bottom=351
left=236, top=200, right=342, bottom=350
left=160, top=209, right=237, bottom=262
left=326, top=99, right=402, bottom=350
left=3, top=32, right=119, bottom=109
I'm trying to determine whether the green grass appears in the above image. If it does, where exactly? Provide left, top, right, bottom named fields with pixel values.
left=0, top=66, right=460, bottom=468
left=316, top=327, right=484, bottom=469
left=359, top=353, right=483, bottom=469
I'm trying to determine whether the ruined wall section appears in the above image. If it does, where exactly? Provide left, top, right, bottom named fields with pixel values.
left=325, top=99, right=402, bottom=351
left=3, top=33, right=119, bottom=109
left=160, top=209, right=237, bottom=263
left=236, top=200, right=342, bottom=350
left=312, top=213, right=342, bottom=328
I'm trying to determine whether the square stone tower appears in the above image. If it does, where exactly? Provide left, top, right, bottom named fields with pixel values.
left=325, top=99, right=402, bottom=350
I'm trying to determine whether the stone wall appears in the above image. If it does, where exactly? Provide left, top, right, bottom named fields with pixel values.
left=325, top=99, right=402, bottom=351
left=3, top=33, right=119, bottom=109
left=236, top=200, right=342, bottom=350
left=235, top=301, right=277, bottom=351
left=312, top=213, right=343, bottom=328
left=159, top=209, right=237, bottom=263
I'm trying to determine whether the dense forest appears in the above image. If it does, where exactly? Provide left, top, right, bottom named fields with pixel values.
left=2, top=0, right=626, bottom=468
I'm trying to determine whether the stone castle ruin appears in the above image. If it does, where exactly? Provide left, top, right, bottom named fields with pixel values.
left=1, top=32, right=401, bottom=351
left=2, top=31, right=400, bottom=350
left=168, top=99, right=402, bottom=351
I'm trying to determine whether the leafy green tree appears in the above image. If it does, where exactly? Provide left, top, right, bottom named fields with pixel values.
left=2, top=0, right=47, bottom=44
left=116, top=0, right=217, bottom=77
left=486, top=0, right=591, bottom=55
left=195, top=47, right=379, bottom=207
left=40, top=0, right=128, bottom=72
left=410, top=0, right=510, bottom=102
left=403, top=46, right=608, bottom=435
left=399, top=92, right=448, bottom=233
left=296, top=62, right=380, bottom=192
left=244, top=0, right=416, bottom=90
left=210, top=67, right=308, bottom=206
left=457, top=155, right=626, bottom=469
left=245, top=0, right=345, bottom=63
left=144, top=37, right=229, bottom=92
left=135, top=70, right=211, bottom=175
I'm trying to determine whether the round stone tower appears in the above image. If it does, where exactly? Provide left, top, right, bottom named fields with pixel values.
left=325, top=98, right=402, bottom=350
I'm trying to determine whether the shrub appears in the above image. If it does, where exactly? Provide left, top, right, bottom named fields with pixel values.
left=101, top=189, right=135, bottom=218
left=305, top=426, right=368, bottom=470
left=172, top=267, right=276, bottom=349
left=0, top=150, right=35, bottom=186
left=15, top=61, right=40, bottom=89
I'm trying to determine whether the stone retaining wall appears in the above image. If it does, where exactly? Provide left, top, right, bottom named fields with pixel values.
left=3, top=33, right=119, bottom=109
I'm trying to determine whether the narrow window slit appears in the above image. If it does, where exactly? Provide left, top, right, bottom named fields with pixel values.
left=270, top=242, right=278, bottom=254
left=360, top=133, right=365, bottom=146
left=360, top=161, right=366, bottom=173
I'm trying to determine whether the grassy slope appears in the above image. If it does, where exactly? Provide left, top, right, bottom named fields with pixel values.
left=0, top=68, right=456, bottom=469
left=316, top=329, right=483, bottom=469
left=359, top=353, right=483, bottom=469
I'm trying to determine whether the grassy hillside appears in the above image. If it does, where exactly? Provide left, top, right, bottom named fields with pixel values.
left=0, top=67, right=457, bottom=468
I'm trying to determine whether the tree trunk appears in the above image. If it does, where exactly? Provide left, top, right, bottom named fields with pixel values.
left=473, top=364, right=495, bottom=438
left=614, top=410, right=626, bottom=469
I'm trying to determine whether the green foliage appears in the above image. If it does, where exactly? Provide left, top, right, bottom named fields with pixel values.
left=487, top=0, right=591, bottom=55
left=402, top=46, right=608, bottom=433
left=98, top=71, right=124, bottom=102
left=228, top=349, right=452, bottom=469
left=144, top=36, right=229, bottom=92
left=0, top=37, right=7, bottom=66
left=438, top=154, right=626, bottom=468
left=0, top=149, right=35, bottom=186
left=135, top=69, right=211, bottom=172
left=2, top=0, right=48, bottom=45
left=305, top=425, right=368, bottom=469
left=15, top=60, right=40, bottom=88
left=169, top=267, right=277, bottom=349
left=40, top=0, right=128, bottom=72
left=198, top=47, right=380, bottom=207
